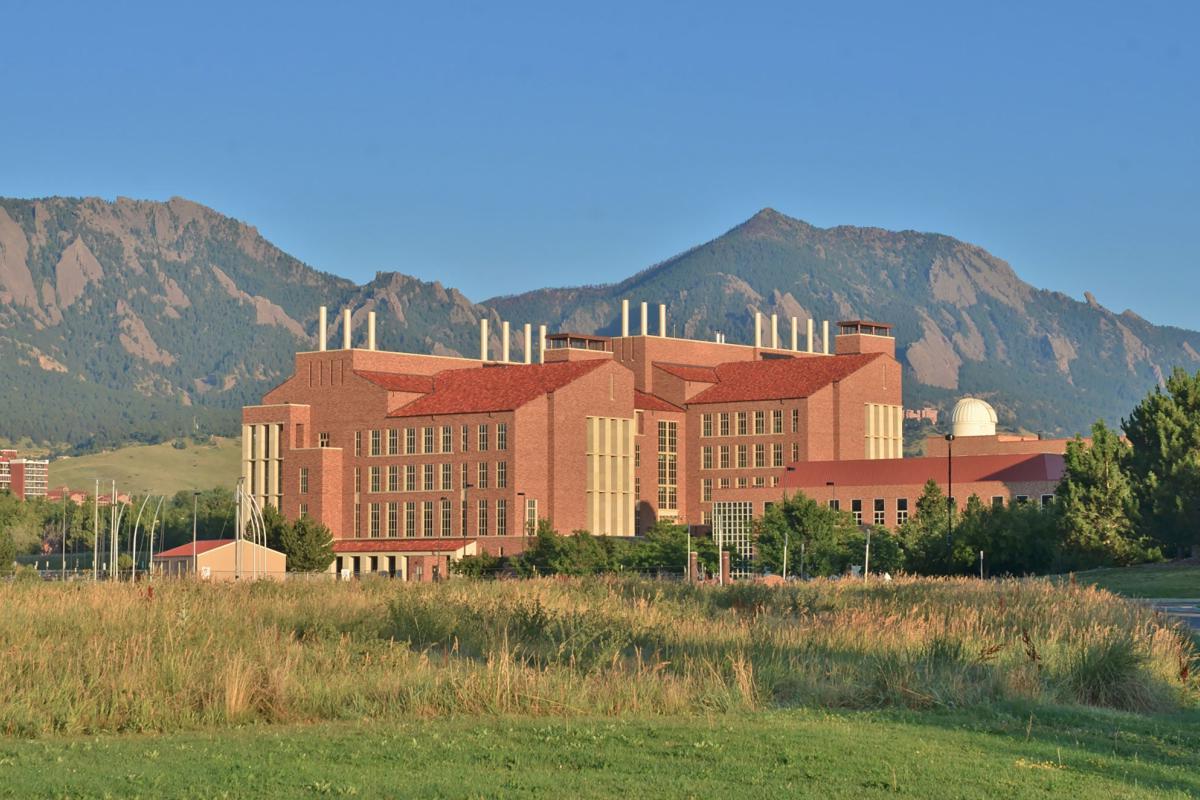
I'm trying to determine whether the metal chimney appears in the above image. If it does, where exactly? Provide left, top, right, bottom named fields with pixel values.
left=790, top=317, right=798, bottom=351
left=754, top=311, right=763, bottom=349
left=658, top=304, right=667, bottom=338
left=342, top=309, right=352, bottom=350
left=523, top=323, right=532, bottom=364
left=640, top=302, right=648, bottom=336
left=502, top=321, right=511, bottom=363
left=770, top=313, right=779, bottom=349
left=367, top=311, right=377, bottom=351
left=822, top=320, right=830, bottom=355
left=538, top=324, right=547, bottom=363
left=318, top=306, right=327, bottom=352
left=480, top=318, right=489, bottom=361
left=621, top=299, right=630, bottom=337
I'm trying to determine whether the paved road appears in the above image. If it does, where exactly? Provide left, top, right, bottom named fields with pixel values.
left=1151, top=599, right=1200, bottom=632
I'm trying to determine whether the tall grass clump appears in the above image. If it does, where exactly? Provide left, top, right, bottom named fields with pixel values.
left=0, top=575, right=1193, bottom=737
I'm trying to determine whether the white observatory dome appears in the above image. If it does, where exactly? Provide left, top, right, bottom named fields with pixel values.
left=950, top=397, right=998, bottom=437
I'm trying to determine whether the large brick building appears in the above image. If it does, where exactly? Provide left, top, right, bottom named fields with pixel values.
left=0, top=450, right=48, bottom=500
left=242, top=305, right=902, bottom=575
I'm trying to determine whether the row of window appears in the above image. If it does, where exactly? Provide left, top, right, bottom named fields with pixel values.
left=832, top=494, right=1055, bottom=526
left=701, top=443, right=792, bottom=470
left=299, top=462, right=509, bottom=495
left=698, top=475, right=781, bottom=501
left=700, top=409, right=799, bottom=438
left=349, top=423, right=509, bottom=457
left=351, top=498, right=538, bottom=537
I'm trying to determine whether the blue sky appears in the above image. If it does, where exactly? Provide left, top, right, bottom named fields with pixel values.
left=3, top=1, right=1197, bottom=328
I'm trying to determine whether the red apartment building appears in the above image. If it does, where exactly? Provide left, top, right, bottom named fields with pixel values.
left=242, top=305, right=902, bottom=576
left=0, top=450, right=48, bottom=500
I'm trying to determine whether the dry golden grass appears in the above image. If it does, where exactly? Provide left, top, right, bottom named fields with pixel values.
left=0, top=576, right=1193, bottom=736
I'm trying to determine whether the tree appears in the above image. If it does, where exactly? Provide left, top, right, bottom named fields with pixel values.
left=1056, top=420, right=1154, bottom=567
left=280, top=516, right=335, bottom=572
left=1123, top=368, right=1200, bottom=558
left=513, top=521, right=621, bottom=576
left=261, top=503, right=291, bottom=552
left=754, top=492, right=860, bottom=577
left=450, top=551, right=501, bottom=578
left=0, top=527, right=15, bottom=576
left=626, top=520, right=718, bottom=575
left=898, top=480, right=971, bottom=574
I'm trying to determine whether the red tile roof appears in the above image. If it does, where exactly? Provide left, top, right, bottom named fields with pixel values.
left=388, top=360, right=607, bottom=417
left=355, top=371, right=435, bottom=393
left=154, top=539, right=235, bottom=559
left=653, top=362, right=719, bottom=383
left=781, top=453, right=1064, bottom=489
left=688, top=353, right=882, bottom=404
left=334, top=538, right=473, bottom=553
left=634, top=390, right=684, bottom=412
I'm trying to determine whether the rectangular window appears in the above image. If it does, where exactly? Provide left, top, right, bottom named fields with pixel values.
left=369, top=466, right=381, bottom=493
left=496, top=498, right=508, bottom=536
left=355, top=431, right=363, bottom=457
left=477, top=461, right=489, bottom=489
left=702, top=414, right=713, bottom=438
left=992, top=496, right=1005, bottom=509
left=635, top=443, right=641, bottom=468
left=874, top=498, right=885, bottom=526
left=319, top=432, right=330, bottom=448
left=524, top=498, right=537, bottom=535
left=370, top=429, right=381, bottom=457
left=737, top=445, right=748, bottom=469
left=702, top=478, right=712, bottom=502
left=1015, top=495, right=1029, bottom=504
left=719, top=445, right=730, bottom=469
left=772, top=443, right=784, bottom=468
left=829, top=498, right=840, bottom=511
left=461, top=461, right=469, bottom=489
left=897, top=498, right=909, bottom=525
left=369, top=503, right=380, bottom=537
left=405, top=464, right=417, bottom=492
left=1041, top=494, right=1055, bottom=508
left=441, top=426, right=453, bottom=454
left=497, top=423, right=508, bottom=451
left=772, top=409, right=783, bottom=434
left=478, top=424, right=489, bottom=451
left=423, top=464, right=435, bottom=492
left=461, top=425, right=470, bottom=452
left=635, top=476, right=641, bottom=499
left=299, top=503, right=308, bottom=518
left=851, top=499, right=863, bottom=525
left=405, top=428, right=417, bottom=455
left=354, top=502, right=361, bottom=537
left=754, top=410, right=765, bottom=435
left=461, top=499, right=468, bottom=534
left=702, top=446, right=713, bottom=470
left=478, top=499, right=489, bottom=535
left=423, top=427, right=434, bottom=454
left=791, top=442, right=800, bottom=462
left=636, top=411, right=644, bottom=436
left=791, top=408, right=800, bottom=433
left=719, top=413, right=730, bottom=437
left=388, top=465, right=399, bottom=493
left=737, top=412, right=748, bottom=436
left=656, top=420, right=679, bottom=511
left=354, top=467, right=361, bottom=493
left=718, top=477, right=730, bottom=489
left=441, top=499, right=452, bottom=536
left=388, top=428, right=399, bottom=456
left=422, top=501, right=434, bottom=537
left=387, top=502, right=398, bottom=537
left=405, top=501, right=416, bottom=537
left=441, top=463, right=453, bottom=491
left=754, top=444, right=765, bottom=468
left=299, top=467, right=309, bottom=494
left=496, top=461, right=507, bottom=489
left=736, top=477, right=748, bottom=489
left=753, top=476, right=765, bottom=488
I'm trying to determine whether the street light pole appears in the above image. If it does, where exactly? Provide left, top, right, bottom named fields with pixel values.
left=944, top=433, right=956, bottom=568
left=192, top=491, right=200, bottom=576
left=92, top=479, right=99, bottom=581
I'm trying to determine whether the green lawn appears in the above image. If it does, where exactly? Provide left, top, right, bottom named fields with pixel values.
left=1, top=707, right=1197, bottom=799
left=48, top=436, right=240, bottom=496
left=1072, top=562, right=1200, bottom=598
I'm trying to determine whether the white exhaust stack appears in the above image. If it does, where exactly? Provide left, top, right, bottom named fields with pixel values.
left=538, top=324, right=547, bottom=363
left=367, top=311, right=377, bottom=351
left=658, top=304, right=667, bottom=337
left=621, top=299, right=630, bottom=337
left=480, top=318, right=489, bottom=361
left=754, top=311, right=763, bottom=349
left=807, top=318, right=815, bottom=353
left=523, top=323, right=532, bottom=364
left=342, top=309, right=352, bottom=350
left=790, top=317, right=798, bottom=351
left=770, top=313, right=779, bottom=349
left=640, top=302, right=648, bottom=336
left=501, top=321, right=511, bottom=363
left=822, top=320, right=830, bottom=355
left=318, top=306, right=327, bottom=351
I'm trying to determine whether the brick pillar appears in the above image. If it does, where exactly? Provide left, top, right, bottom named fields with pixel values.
left=687, top=550, right=698, bottom=583
left=720, top=550, right=731, bottom=585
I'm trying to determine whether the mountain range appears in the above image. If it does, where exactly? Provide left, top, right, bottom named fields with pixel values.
left=1, top=197, right=1196, bottom=453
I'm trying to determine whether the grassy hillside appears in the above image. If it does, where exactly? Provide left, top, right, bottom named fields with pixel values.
left=1072, top=562, right=1200, bottom=598
left=48, top=436, right=240, bottom=495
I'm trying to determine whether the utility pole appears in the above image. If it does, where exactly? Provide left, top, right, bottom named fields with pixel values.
left=782, top=528, right=789, bottom=580
left=192, top=490, right=200, bottom=578
left=863, top=527, right=871, bottom=582
left=92, top=479, right=99, bottom=581
left=60, top=489, right=67, bottom=581
left=109, top=480, right=116, bottom=580
left=944, top=434, right=955, bottom=569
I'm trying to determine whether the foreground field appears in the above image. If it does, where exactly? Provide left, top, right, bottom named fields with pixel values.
left=1072, top=562, right=1200, bottom=598
left=0, top=577, right=1194, bottom=737
left=48, top=436, right=240, bottom=495
left=1, top=707, right=1197, bottom=799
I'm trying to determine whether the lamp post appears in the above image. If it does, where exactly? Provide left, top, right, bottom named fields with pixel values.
left=516, top=491, right=525, bottom=538
left=461, top=482, right=473, bottom=537
left=944, top=433, right=956, bottom=567
left=192, top=491, right=200, bottom=576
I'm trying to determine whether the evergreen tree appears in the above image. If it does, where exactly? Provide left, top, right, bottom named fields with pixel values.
left=1123, top=368, right=1200, bottom=557
left=899, top=480, right=971, bottom=574
left=261, top=503, right=291, bottom=552
left=1057, top=420, right=1153, bottom=566
left=280, top=516, right=335, bottom=572
left=0, top=527, right=15, bottom=575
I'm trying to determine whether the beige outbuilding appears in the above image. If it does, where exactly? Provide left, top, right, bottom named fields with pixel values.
left=152, top=539, right=287, bottom=581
